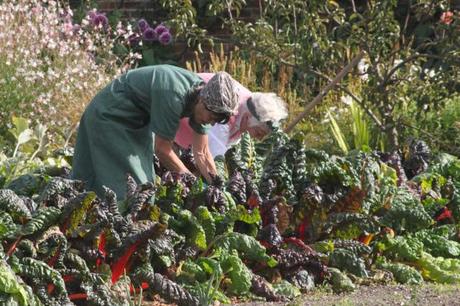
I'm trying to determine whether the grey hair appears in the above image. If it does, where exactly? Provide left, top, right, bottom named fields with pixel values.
left=248, top=92, right=288, bottom=124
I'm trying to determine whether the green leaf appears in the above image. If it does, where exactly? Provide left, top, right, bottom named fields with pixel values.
left=21, top=206, right=61, bottom=236
left=380, top=188, right=433, bottom=233
left=328, top=267, right=356, bottom=293
left=178, top=260, right=207, bottom=283
left=225, top=205, right=261, bottom=225
left=376, top=258, right=423, bottom=285
left=272, top=280, right=301, bottom=298
left=382, top=235, right=424, bottom=262
left=16, top=130, right=33, bottom=146
left=0, top=211, right=17, bottom=239
left=66, top=191, right=97, bottom=236
left=327, top=111, right=349, bottom=154
left=214, top=232, right=277, bottom=266
left=414, top=230, right=460, bottom=258
left=19, top=257, right=67, bottom=298
left=221, top=253, right=252, bottom=295
left=197, top=257, right=222, bottom=276
left=329, top=248, right=368, bottom=277
left=417, top=252, right=460, bottom=283
left=170, top=209, right=207, bottom=250
left=196, top=206, right=216, bottom=244
left=0, top=260, right=30, bottom=305
left=313, top=240, right=335, bottom=253
left=0, top=189, right=31, bottom=222
left=9, top=117, right=29, bottom=139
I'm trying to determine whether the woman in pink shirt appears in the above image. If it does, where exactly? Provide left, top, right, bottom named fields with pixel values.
left=175, top=73, right=288, bottom=157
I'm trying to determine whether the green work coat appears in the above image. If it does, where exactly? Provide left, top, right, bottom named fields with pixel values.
left=72, top=65, right=208, bottom=200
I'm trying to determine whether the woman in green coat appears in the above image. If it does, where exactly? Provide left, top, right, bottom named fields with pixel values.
left=72, top=64, right=239, bottom=200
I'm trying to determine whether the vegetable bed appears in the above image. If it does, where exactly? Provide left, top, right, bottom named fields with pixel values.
left=1, top=130, right=460, bottom=305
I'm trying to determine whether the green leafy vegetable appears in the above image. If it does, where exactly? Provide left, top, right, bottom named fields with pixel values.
left=329, top=248, right=368, bottom=278
left=376, top=258, right=423, bottom=284
left=20, top=207, right=61, bottom=236
left=328, top=267, right=356, bottom=293
left=272, top=280, right=300, bottom=298
left=0, top=260, right=30, bottom=306
left=417, top=252, right=460, bottom=283
left=0, top=189, right=31, bottom=222
left=0, top=211, right=18, bottom=239
left=221, top=252, right=252, bottom=295
left=214, top=233, right=277, bottom=267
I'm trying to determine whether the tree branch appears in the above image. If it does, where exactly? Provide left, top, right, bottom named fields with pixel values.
left=309, top=69, right=384, bottom=130
left=399, top=121, right=460, bottom=155
left=284, top=51, right=365, bottom=133
left=401, top=0, right=412, bottom=45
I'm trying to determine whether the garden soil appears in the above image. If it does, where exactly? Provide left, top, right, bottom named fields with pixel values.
left=143, top=283, right=460, bottom=306
left=237, top=283, right=460, bottom=306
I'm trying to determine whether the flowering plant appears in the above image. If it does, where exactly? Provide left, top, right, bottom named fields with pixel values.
left=0, top=0, right=140, bottom=143
left=127, top=18, right=176, bottom=66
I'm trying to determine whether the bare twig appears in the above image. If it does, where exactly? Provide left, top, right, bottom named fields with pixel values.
left=351, top=0, right=357, bottom=13
left=401, top=0, right=412, bottom=45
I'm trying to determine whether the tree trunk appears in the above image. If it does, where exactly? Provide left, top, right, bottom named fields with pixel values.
left=386, top=123, right=399, bottom=151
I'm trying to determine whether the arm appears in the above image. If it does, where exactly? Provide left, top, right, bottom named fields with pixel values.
left=192, top=132, right=217, bottom=183
left=155, top=134, right=192, bottom=174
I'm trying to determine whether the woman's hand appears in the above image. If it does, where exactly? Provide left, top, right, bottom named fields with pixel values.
left=155, top=135, right=192, bottom=174
left=192, top=132, right=217, bottom=183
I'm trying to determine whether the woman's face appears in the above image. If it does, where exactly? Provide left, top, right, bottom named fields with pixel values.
left=247, top=125, right=270, bottom=140
left=193, top=98, right=228, bottom=125
left=240, top=112, right=270, bottom=140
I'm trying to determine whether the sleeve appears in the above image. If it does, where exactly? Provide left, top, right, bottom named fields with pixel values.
left=188, top=118, right=210, bottom=135
left=208, top=124, right=230, bottom=158
left=150, top=89, right=183, bottom=140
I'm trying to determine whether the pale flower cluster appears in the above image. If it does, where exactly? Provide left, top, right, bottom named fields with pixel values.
left=0, top=0, right=141, bottom=140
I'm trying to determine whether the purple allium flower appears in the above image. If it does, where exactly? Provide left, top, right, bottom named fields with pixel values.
left=154, top=24, right=168, bottom=36
left=137, top=18, right=149, bottom=32
left=159, top=30, right=172, bottom=45
left=93, top=13, right=109, bottom=28
left=143, top=27, right=158, bottom=41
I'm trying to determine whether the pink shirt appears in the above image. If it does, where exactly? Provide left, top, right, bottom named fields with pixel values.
left=174, top=73, right=252, bottom=157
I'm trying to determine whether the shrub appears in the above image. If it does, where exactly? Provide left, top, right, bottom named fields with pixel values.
left=0, top=0, right=140, bottom=141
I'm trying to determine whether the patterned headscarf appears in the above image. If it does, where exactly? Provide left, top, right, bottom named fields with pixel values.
left=200, top=72, right=239, bottom=115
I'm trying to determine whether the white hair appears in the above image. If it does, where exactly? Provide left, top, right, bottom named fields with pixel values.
left=249, top=92, right=288, bottom=125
